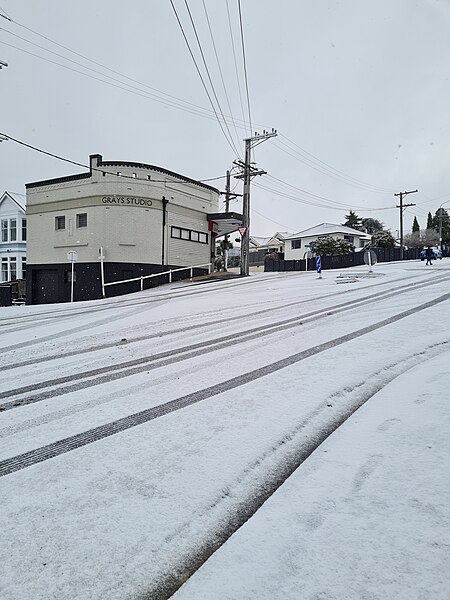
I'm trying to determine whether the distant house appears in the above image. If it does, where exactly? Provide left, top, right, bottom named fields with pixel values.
left=249, top=231, right=289, bottom=265
left=284, top=223, right=371, bottom=260
left=0, top=191, right=27, bottom=282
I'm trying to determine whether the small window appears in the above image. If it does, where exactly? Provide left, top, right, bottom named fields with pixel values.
left=116, top=172, right=122, bottom=176
left=10, top=219, right=17, bottom=242
left=181, top=229, right=190, bottom=240
left=10, top=257, right=17, bottom=281
left=77, top=213, right=87, bottom=228
left=291, top=239, right=301, bottom=249
left=22, top=257, right=26, bottom=279
left=1, top=219, right=7, bottom=242
left=199, top=232, right=208, bottom=244
left=55, top=216, right=65, bottom=230
left=22, top=218, right=27, bottom=241
left=1, top=258, right=7, bottom=282
left=171, top=227, right=181, bottom=239
left=190, top=231, right=199, bottom=242
left=343, top=235, right=354, bottom=243
left=132, top=173, right=137, bottom=178
left=147, top=175, right=151, bottom=180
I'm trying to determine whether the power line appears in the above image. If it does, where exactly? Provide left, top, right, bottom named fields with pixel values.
left=182, top=0, right=241, bottom=158
left=254, top=179, right=394, bottom=212
left=0, top=14, right=254, bottom=132
left=237, top=0, right=253, bottom=137
left=0, top=38, right=233, bottom=126
left=274, top=134, right=395, bottom=194
left=201, top=0, right=241, bottom=152
left=169, top=0, right=240, bottom=157
left=0, top=132, right=223, bottom=186
left=225, top=0, right=247, bottom=133
left=264, top=175, right=395, bottom=211
left=251, top=206, right=296, bottom=232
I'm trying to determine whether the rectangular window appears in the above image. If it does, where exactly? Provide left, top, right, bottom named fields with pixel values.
left=1, top=219, right=7, bottom=242
left=181, top=229, right=190, bottom=240
left=10, top=258, right=17, bottom=281
left=291, top=239, right=301, bottom=249
left=1, top=258, right=7, bottom=282
left=77, top=213, right=87, bottom=228
left=171, top=227, right=181, bottom=239
left=55, top=216, right=65, bottom=230
left=10, top=219, right=17, bottom=242
left=22, top=218, right=27, bottom=241
left=22, top=257, right=26, bottom=279
left=198, top=232, right=208, bottom=244
left=190, top=231, right=199, bottom=242
left=344, top=235, right=354, bottom=243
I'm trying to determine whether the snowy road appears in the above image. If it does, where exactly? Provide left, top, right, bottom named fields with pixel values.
left=0, top=261, right=449, bottom=599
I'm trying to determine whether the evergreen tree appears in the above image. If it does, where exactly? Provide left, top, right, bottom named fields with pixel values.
left=371, top=230, right=396, bottom=248
left=342, top=211, right=363, bottom=230
left=361, top=217, right=384, bottom=234
left=427, top=211, right=434, bottom=230
left=432, top=208, right=450, bottom=241
left=311, top=236, right=354, bottom=256
left=412, top=216, right=420, bottom=233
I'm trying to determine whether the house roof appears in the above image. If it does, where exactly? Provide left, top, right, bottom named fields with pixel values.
left=1, top=191, right=26, bottom=211
left=250, top=232, right=290, bottom=247
left=286, top=223, right=371, bottom=240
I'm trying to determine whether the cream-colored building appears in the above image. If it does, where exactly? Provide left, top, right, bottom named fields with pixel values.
left=25, top=154, right=234, bottom=303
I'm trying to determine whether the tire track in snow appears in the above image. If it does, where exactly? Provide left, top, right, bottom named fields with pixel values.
left=0, top=270, right=442, bottom=357
left=1, top=273, right=449, bottom=409
left=0, top=291, right=449, bottom=478
left=145, top=341, right=450, bottom=600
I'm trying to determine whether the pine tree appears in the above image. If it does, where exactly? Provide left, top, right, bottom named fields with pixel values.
left=412, top=216, right=420, bottom=233
left=342, top=211, right=363, bottom=230
left=361, top=217, right=383, bottom=234
left=427, top=212, right=434, bottom=230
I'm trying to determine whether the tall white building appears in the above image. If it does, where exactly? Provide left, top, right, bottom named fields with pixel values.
left=0, top=191, right=27, bottom=283
left=25, top=154, right=241, bottom=304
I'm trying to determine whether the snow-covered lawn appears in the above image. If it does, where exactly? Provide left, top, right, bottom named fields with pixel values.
left=0, top=261, right=449, bottom=599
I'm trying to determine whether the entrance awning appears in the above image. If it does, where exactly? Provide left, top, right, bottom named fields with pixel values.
left=207, top=212, right=243, bottom=237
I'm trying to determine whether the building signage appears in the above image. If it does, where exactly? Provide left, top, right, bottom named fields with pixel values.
left=101, top=196, right=153, bottom=207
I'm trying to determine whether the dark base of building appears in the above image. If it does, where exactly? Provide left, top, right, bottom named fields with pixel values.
left=26, top=262, right=208, bottom=305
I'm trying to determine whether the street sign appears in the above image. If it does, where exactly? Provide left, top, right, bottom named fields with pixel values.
left=304, top=244, right=312, bottom=248
left=316, top=256, right=321, bottom=273
left=238, top=226, right=248, bottom=238
left=67, top=250, right=78, bottom=263
left=363, top=250, right=377, bottom=266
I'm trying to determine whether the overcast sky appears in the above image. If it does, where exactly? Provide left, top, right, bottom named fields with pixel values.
left=1, top=0, right=450, bottom=236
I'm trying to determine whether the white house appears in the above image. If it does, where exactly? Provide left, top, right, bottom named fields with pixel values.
left=25, top=154, right=242, bottom=304
left=249, top=231, right=289, bottom=254
left=0, top=191, right=26, bottom=282
left=284, top=223, right=371, bottom=260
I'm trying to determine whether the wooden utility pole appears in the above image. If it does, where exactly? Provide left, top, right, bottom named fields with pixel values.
left=395, top=189, right=417, bottom=260
left=234, top=129, right=277, bottom=276
left=223, top=170, right=231, bottom=271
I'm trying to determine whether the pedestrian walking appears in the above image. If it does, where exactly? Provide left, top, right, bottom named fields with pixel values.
left=425, top=246, right=433, bottom=266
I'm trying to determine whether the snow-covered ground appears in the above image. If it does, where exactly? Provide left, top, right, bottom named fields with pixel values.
left=0, top=260, right=449, bottom=599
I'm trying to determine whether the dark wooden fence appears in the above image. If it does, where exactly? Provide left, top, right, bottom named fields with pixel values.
left=264, top=247, right=421, bottom=272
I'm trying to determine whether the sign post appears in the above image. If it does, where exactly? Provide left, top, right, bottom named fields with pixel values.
left=67, top=250, right=78, bottom=303
left=363, top=249, right=377, bottom=273
left=316, top=255, right=322, bottom=279
left=304, top=244, right=311, bottom=272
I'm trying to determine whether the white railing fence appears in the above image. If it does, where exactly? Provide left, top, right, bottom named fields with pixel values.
left=101, top=262, right=212, bottom=297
